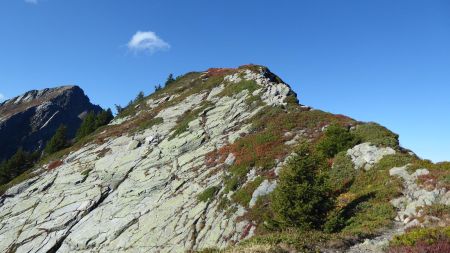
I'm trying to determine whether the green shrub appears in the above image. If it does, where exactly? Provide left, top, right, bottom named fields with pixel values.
left=232, top=176, right=264, bottom=207
left=76, top=112, right=98, bottom=140
left=138, top=117, right=163, bottom=131
left=134, top=91, right=145, bottom=103
left=390, top=227, right=450, bottom=247
left=353, top=122, right=399, bottom=149
left=328, top=152, right=356, bottom=193
left=164, top=73, right=176, bottom=87
left=198, top=186, right=220, bottom=203
left=374, top=153, right=415, bottom=171
left=224, top=175, right=240, bottom=193
left=316, top=124, right=359, bottom=158
left=270, top=143, right=332, bottom=230
left=324, top=153, right=410, bottom=236
left=95, top=109, right=114, bottom=128
left=341, top=202, right=396, bottom=236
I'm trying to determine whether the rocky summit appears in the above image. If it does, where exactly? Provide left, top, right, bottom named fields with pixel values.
left=0, top=86, right=102, bottom=161
left=0, top=65, right=449, bottom=253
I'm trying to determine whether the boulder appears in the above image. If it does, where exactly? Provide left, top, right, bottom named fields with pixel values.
left=347, top=143, right=396, bottom=170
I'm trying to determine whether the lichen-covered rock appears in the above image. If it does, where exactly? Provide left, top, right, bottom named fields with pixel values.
left=224, top=68, right=294, bottom=106
left=0, top=65, right=299, bottom=253
left=347, top=143, right=396, bottom=170
left=389, top=166, right=448, bottom=224
left=249, top=180, right=277, bottom=208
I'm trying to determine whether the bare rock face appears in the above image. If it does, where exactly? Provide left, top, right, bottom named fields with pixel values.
left=0, top=86, right=102, bottom=161
left=0, top=66, right=299, bottom=253
left=347, top=143, right=396, bottom=170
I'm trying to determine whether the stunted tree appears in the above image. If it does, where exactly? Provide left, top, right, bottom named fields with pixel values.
left=316, top=124, right=359, bottom=158
left=0, top=148, right=38, bottom=185
left=270, top=143, right=332, bottom=230
left=76, top=109, right=114, bottom=141
left=76, top=112, right=97, bottom=140
left=134, top=91, right=145, bottom=103
left=95, top=108, right=114, bottom=128
left=44, top=125, right=68, bottom=155
left=165, top=74, right=175, bottom=87
left=114, top=104, right=123, bottom=114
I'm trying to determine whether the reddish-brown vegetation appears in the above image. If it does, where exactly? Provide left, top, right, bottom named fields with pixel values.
left=389, top=239, right=450, bottom=253
left=205, top=68, right=235, bottom=77
left=47, top=160, right=63, bottom=170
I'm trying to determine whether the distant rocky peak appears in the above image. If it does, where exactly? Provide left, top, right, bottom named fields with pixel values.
left=0, top=85, right=101, bottom=161
left=0, top=85, right=84, bottom=119
left=1, top=85, right=74, bottom=105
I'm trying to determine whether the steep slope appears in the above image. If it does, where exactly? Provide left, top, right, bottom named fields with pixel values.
left=0, top=65, right=448, bottom=253
left=0, top=86, right=102, bottom=161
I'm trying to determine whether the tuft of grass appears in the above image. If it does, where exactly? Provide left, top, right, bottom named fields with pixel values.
left=217, top=196, right=231, bottom=211
left=217, top=79, right=260, bottom=98
left=232, top=176, right=264, bottom=207
left=169, top=101, right=212, bottom=140
left=198, top=186, right=220, bottom=203
left=81, top=168, right=93, bottom=177
left=138, top=117, right=163, bottom=131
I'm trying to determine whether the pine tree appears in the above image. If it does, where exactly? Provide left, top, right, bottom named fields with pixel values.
left=76, top=112, right=97, bottom=140
left=316, top=124, right=359, bottom=158
left=114, top=104, right=123, bottom=114
left=44, top=125, right=68, bottom=155
left=270, top=143, right=332, bottom=230
left=0, top=148, right=38, bottom=185
left=165, top=74, right=175, bottom=87
left=95, top=109, right=114, bottom=128
left=134, top=91, right=145, bottom=103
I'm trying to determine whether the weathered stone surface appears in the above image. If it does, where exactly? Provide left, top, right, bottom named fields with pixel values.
left=249, top=180, right=277, bottom=208
left=390, top=166, right=448, bottom=223
left=347, top=143, right=396, bottom=170
left=224, top=153, right=236, bottom=166
left=0, top=67, right=296, bottom=252
left=349, top=166, right=450, bottom=253
left=223, top=68, right=295, bottom=106
left=127, top=140, right=141, bottom=150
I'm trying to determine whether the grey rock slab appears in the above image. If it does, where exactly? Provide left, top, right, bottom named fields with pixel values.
left=0, top=67, right=302, bottom=252
left=347, top=143, right=396, bottom=170
left=249, top=180, right=277, bottom=208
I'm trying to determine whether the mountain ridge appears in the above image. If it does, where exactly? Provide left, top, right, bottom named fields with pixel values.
left=0, top=64, right=448, bottom=253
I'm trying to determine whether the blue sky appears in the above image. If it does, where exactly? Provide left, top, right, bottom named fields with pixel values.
left=0, top=0, right=449, bottom=162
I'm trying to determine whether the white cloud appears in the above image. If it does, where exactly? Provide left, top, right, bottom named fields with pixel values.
left=127, top=31, right=170, bottom=54
left=0, top=93, right=5, bottom=102
left=25, top=0, right=38, bottom=4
